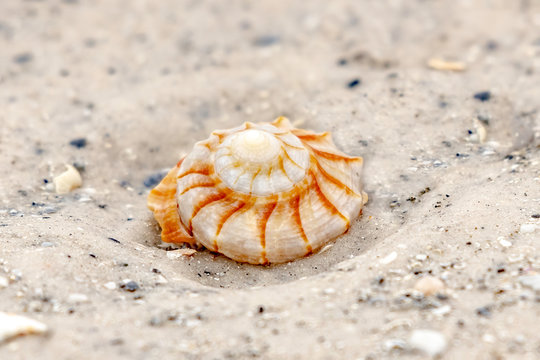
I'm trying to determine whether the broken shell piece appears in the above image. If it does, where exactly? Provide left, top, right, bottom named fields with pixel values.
left=414, top=276, right=445, bottom=296
left=148, top=117, right=367, bottom=264
left=0, top=312, right=48, bottom=343
left=53, top=164, right=82, bottom=194
left=427, top=58, right=466, bottom=72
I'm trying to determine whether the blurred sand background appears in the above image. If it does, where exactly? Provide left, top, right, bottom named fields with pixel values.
left=0, top=0, right=539, bottom=359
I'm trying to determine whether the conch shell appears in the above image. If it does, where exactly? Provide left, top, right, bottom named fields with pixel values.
left=148, top=117, right=367, bottom=264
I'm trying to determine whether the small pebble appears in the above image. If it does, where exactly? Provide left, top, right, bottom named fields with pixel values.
left=13, top=53, right=33, bottom=64
left=482, top=334, right=496, bottom=343
left=475, top=306, right=492, bottom=317
left=519, top=275, right=540, bottom=293
left=167, top=248, right=197, bottom=259
left=415, top=254, right=428, bottom=261
left=253, top=35, right=280, bottom=47
left=0, top=312, right=47, bottom=342
left=67, top=293, right=89, bottom=304
left=0, top=276, right=8, bottom=288
left=427, top=58, right=466, bottom=71
left=69, top=138, right=87, bottom=149
left=40, top=242, right=55, bottom=248
left=431, top=305, right=451, bottom=316
left=383, top=338, right=407, bottom=351
left=473, top=91, right=491, bottom=102
left=498, top=238, right=512, bottom=248
left=380, top=251, right=397, bottom=265
left=414, top=276, right=445, bottom=296
left=103, top=282, right=117, bottom=290
left=53, top=164, right=82, bottom=194
left=408, top=329, right=447, bottom=357
left=120, top=280, right=139, bottom=292
left=347, top=79, right=361, bottom=88
left=520, top=223, right=538, bottom=233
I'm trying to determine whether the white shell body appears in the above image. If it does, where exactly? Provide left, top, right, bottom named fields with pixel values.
left=148, top=117, right=367, bottom=264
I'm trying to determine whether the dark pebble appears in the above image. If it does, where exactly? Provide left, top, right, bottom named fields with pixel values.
left=337, top=58, right=348, bottom=66
left=143, top=171, right=167, bottom=188
left=107, top=237, right=121, bottom=244
left=531, top=214, right=540, bottom=219
left=152, top=268, right=161, bottom=274
left=110, top=338, right=124, bottom=346
left=253, top=35, right=280, bottom=47
left=475, top=306, right=492, bottom=317
left=121, top=281, right=139, bottom=292
left=69, top=138, right=87, bottom=148
left=98, top=204, right=107, bottom=209
left=13, top=53, right=33, bottom=64
left=257, top=306, right=265, bottom=314
left=89, top=253, right=97, bottom=258
left=473, top=91, right=491, bottom=102
left=358, top=140, right=368, bottom=147
left=485, top=40, right=498, bottom=51
left=347, top=79, right=361, bottom=88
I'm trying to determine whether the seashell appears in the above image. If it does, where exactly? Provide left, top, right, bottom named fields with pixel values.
left=147, top=117, right=368, bottom=264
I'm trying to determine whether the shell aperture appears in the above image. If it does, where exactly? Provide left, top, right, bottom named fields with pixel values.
left=147, top=117, right=367, bottom=264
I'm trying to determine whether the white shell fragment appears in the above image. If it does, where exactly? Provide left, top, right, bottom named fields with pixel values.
left=409, top=329, right=447, bottom=357
left=148, top=117, right=367, bottom=264
left=53, top=164, right=82, bottom=194
left=427, top=58, right=466, bottom=71
left=0, top=312, right=48, bottom=343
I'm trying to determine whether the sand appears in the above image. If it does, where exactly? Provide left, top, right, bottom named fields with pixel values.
left=1, top=0, right=539, bottom=359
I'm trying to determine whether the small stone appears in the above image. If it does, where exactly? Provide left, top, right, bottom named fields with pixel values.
left=498, top=237, right=512, bottom=247
left=519, top=275, right=540, bottom=293
left=0, top=312, right=48, bottom=342
left=380, top=251, right=397, bottom=265
left=40, top=242, right=54, bottom=248
left=383, top=338, right=407, bottom=351
left=347, top=79, right=361, bottom=88
left=0, top=276, right=8, bottom=288
left=414, top=276, right=445, bottom=296
left=431, top=305, right=451, bottom=316
left=253, top=35, right=280, bottom=47
left=13, top=53, right=33, bottom=64
left=53, top=164, right=82, bottom=194
left=475, top=306, right=492, bottom=317
left=415, top=254, right=428, bottom=261
left=120, top=280, right=139, bottom=292
left=67, top=293, right=89, bottom=304
left=69, top=138, right=87, bottom=148
left=520, top=223, right=538, bottom=233
left=167, top=248, right=197, bottom=259
left=427, top=58, right=466, bottom=71
left=103, top=282, right=116, bottom=290
left=408, top=329, right=447, bottom=357
left=482, top=334, right=496, bottom=343
left=473, top=91, right=491, bottom=102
